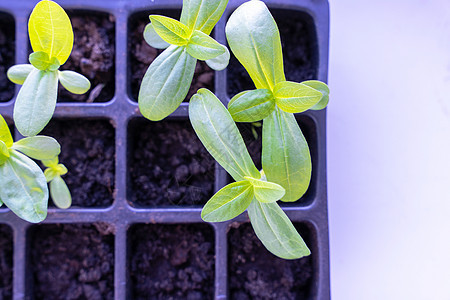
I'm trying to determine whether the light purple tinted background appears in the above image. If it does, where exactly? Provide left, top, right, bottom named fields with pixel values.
left=328, top=1, right=450, bottom=299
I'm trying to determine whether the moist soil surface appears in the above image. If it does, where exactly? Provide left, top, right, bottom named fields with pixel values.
left=128, top=11, right=214, bottom=102
left=30, top=223, right=115, bottom=300
left=41, top=119, right=115, bottom=207
left=58, top=11, right=115, bottom=103
left=227, top=9, right=317, bottom=97
left=238, top=115, right=317, bottom=204
left=228, top=223, right=313, bottom=300
left=0, top=14, right=15, bottom=102
left=0, top=225, right=13, bottom=300
left=129, top=224, right=215, bottom=300
left=128, top=119, right=215, bottom=207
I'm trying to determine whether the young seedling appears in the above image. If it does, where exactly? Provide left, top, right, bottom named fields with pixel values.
left=226, top=0, right=330, bottom=202
left=7, top=0, right=90, bottom=137
left=42, top=156, right=71, bottom=209
left=190, top=88, right=310, bottom=259
left=138, top=0, right=230, bottom=121
left=0, top=114, right=61, bottom=222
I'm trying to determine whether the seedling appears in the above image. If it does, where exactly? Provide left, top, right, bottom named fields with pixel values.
left=7, top=0, right=90, bottom=137
left=138, top=0, right=230, bottom=121
left=190, top=89, right=310, bottom=259
left=226, top=0, right=330, bottom=202
left=43, top=156, right=71, bottom=209
left=0, top=114, right=63, bottom=222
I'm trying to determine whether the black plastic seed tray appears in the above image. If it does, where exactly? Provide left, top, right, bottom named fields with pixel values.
left=0, top=0, right=330, bottom=299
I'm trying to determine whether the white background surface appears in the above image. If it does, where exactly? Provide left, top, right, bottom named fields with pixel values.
left=328, top=1, right=450, bottom=299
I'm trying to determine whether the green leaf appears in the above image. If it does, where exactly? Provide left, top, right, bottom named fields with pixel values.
left=0, top=114, right=13, bottom=147
left=14, top=68, right=59, bottom=136
left=303, top=80, right=330, bottom=110
left=262, top=108, right=311, bottom=202
left=28, top=0, right=73, bottom=65
left=143, top=23, right=170, bottom=49
left=0, top=150, right=48, bottom=223
left=50, top=175, right=71, bottom=209
left=247, top=199, right=310, bottom=259
left=180, top=0, right=228, bottom=35
left=58, top=70, right=90, bottom=94
left=189, top=88, right=260, bottom=181
left=7, top=64, right=34, bottom=85
left=201, top=180, right=253, bottom=222
left=228, top=89, right=275, bottom=122
left=29, top=51, right=61, bottom=71
left=0, top=140, right=10, bottom=165
left=244, top=176, right=285, bottom=203
left=149, top=15, right=190, bottom=46
left=138, top=45, right=196, bottom=121
left=12, top=136, right=60, bottom=160
left=186, top=30, right=225, bottom=61
left=0, top=198, right=3, bottom=208
left=226, top=0, right=285, bottom=90
left=205, top=44, right=230, bottom=71
left=273, top=81, right=323, bottom=113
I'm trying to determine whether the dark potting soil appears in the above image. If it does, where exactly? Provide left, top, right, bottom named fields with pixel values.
left=29, top=223, right=115, bottom=300
left=227, top=9, right=317, bottom=97
left=129, top=224, right=215, bottom=300
left=40, top=119, right=115, bottom=207
left=128, top=119, right=215, bottom=207
left=0, top=13, right=15, bottom=102
left=58, top=11, right=115, bottom=103
left=228, top=223, right=313, bottom=300
left=128, top=10, right=214, bottom=102
left=237, top=115, right=318, bottom=204
left=0, top=225, right=13, bottom=300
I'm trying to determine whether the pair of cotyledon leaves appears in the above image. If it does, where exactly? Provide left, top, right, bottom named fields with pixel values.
left=0, top=115, right=71, bottom=223
left=138, top=0, right=230, bottom=121
left=7, top=0, right=90, bottom=137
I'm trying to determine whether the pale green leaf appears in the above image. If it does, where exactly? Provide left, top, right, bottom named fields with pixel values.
left=50, top=175, right=71, bottom=209
left=149, top=15, right=190, bottom=46
left=228, top=89, right=275, bottom=122
left=205, top=44, right=229, bottom=71
left=189, top=88, right=260, bottom=181
left=247, top=199, right=310, bottom=259
left=186, top=30, right=225, bottom=60
left=29, top=51, right=60, bottom=71
left=244, top=176, right=285, bottom=203
left=201, top=180, right=253, bottom=222
left=13, top=68, right=58, bottom=137
left=138, top=45, right=196, bottom=121
left=180, top=0, right=228, bottom=35
left=12, top=136, right=60, bottom=160
left=0, top=150, right=48, bottom=223
left=274, top=81, right=323, bottom=113
left=225, top=0, right=285, bottom=90
left=7, top=64, right=34, bottom=85
left=143, top=23, right=170, bottom=49
left=0, top=140, right=9, bottom=165
left=303, top=80, right=330, bottom=110
left=29, top=0, right=73, bottom=65
left=58, top=70, right=90, bottom=94
left=262, top=108, right=311, bottom=202
left=0, top=114, right=13, bottom=147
